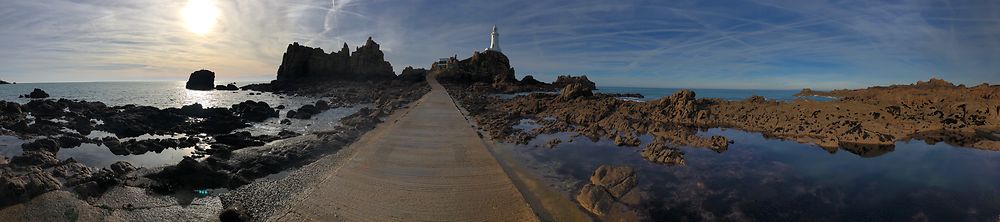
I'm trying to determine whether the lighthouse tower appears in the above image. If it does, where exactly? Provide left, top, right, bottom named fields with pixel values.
left=486, top=25, right=501, bottom=52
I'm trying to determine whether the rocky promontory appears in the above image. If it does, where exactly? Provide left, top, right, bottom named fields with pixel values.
left=185, top=69, right=215, bottom=90
left=0, top=80, right=10, bottom=84
left=275, top=37, right=395, bottom=83
left=433, top=50, right=594, bottom=93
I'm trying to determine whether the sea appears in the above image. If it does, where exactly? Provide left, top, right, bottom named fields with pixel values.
left=0, top=81, right=362, bottom=168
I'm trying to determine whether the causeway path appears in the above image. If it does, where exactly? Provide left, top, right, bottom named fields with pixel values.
left=273, top=74, right=539, bottom=221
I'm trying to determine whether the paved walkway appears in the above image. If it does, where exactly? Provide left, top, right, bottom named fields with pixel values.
left=274, top=74, right=538, bottom=221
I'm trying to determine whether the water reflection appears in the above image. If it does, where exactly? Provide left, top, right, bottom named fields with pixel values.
left=503, top=128, right=1000, bottom=221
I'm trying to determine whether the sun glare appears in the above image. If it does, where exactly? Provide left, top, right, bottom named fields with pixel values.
left=182, top=0, right=219, bottom=35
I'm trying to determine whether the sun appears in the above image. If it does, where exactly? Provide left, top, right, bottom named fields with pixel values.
left=182, top=0, right=220, bottom=35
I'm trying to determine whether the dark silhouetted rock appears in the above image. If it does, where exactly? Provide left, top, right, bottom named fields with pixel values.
left=230, top=101, right=278, bottom=122
left=0, top=80, right=10, bottom=84
left=397, top=66, right=427, bottom=82
left=186, top=70, right=216, bottom=90
left=216, top=84, right=239, bottom=91
left=520, top=75, right=545, bottom=85
left=23, top=88, right=50, bottom=99
left=275, top=38, right=395, bottom=83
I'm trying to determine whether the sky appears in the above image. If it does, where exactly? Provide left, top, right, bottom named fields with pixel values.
left=1, top=0, right=998, bottom=89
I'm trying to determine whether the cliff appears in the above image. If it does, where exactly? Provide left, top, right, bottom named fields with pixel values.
left=275, top=37, right=395, bottom=82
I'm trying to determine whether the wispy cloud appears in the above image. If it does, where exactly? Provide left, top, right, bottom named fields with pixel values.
left=0, top=0, right=998, bottom=89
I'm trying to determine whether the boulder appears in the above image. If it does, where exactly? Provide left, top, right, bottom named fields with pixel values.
left=23, top=88, right=50, bottom=99
left=109, top=161, right=136, bottom=176
left=575, top=165, right=644, bottom=221
left=641, top=143, right=685, bottom=165
left=186, top=69, right=216, bottom=90
left=558, top=83, right=593, bottom=100
left=230, top=100, right=278, bottom=122
left=0, top=167, right=62, bottom=207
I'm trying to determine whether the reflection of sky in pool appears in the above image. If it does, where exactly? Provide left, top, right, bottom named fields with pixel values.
left=501, top=128, right=1000, bottom=221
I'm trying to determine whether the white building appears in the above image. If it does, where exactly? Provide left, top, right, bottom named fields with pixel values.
left=486, top=25, right=501, bottom=52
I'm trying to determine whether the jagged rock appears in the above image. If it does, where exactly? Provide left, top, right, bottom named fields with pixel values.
left=397, top=66, right=427, bottom=82
left=0, top=101, right=23, bottom=125
left=0, top=167, right=62, bottom=207
left=558, top=83, right=593, bottom=100
left=552, top=75, right=596, bottom=91
left=641, top=143, right=685, bottom=165
left=23, top=88, right=49, bottom=99
left=186, top=70, right=216, bottom=90
left=275, top=38, right=395, bottom=83
left=10, top=151, right=59, bottom=167
left=436, top=50, right=517, bottom=85
left=520, top=75, right=545, bottom=85
left=230, top=101, right=278, bottom=122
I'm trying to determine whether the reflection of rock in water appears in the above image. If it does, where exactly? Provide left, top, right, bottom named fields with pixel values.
left=575, top=165, right=646, bottom=221
left=838, top=142, right=895, bottom=158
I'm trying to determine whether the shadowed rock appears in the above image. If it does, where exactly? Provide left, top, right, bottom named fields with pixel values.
left=186, top=70, right=216, bottom=90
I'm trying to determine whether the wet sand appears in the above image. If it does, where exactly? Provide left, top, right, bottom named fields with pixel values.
left=270, top=73, right=538, bottom=221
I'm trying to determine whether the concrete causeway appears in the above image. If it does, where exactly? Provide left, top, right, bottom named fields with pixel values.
left=273, top=74, right=539, bottom=221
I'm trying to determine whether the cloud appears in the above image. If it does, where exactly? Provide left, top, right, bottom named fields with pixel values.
left=0, top=0, right=998, bottom=89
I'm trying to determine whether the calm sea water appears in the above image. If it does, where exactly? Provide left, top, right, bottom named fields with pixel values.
left=0, top=82, right=362, bottom=168
left=504, top=121, right=1000, bottom=221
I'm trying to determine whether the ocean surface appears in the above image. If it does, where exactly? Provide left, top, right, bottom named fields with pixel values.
left=0, top=81, right=362, bottom=168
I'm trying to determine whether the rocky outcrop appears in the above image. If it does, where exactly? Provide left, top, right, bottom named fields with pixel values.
left=0, top=80, right=10, bottom=84
left=435, top=50, right=517, bottom=85
left=20, top=89, right=49, bottom=99
left=186, top=70, right=216, bottom=90
left=230, top=100, right=278, bottom=122
left=215, top=84, right=239, bottom=91
left=275, top=37, right=395, bottom=83
left=575, top=165, right=644, bottom=221
left=558, top=83, right=593, bottom=100
left=397, top=66, right=428, bottom=83
left=519, top=75, right=545, bottom=86
left=552, top=75, right=596, bottom=91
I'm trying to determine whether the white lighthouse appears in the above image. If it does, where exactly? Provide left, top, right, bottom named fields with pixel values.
left=486, top=25, right=501, bottom=52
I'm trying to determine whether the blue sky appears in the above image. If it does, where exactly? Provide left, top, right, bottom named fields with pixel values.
left=1, top=0, right=998, bottom=89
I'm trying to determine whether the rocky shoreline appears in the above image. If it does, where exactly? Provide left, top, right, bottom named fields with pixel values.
left=447, top=78, right=1000, bottom=166
left=0, top=38, right=432, bottom=220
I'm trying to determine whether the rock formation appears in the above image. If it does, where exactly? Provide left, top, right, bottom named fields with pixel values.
left=186, top=70, right=216, bottom=90
left=552, top=75, right=596, bottom=91
left=397, top=66, right=427, bottom=83
left=215, top=84, right=239, bottom=91
left=558, top=83, right=593, bottom=100
left=0, top=80, right=10, bottom=84
left=519, top=75, right=545, bottom=85
left=434, top=50, right=517, bottom=85
left=21, top=89, right=49, bottom=99
left=575, top=165, right=645, bottom=221
left=275, top=37, right=395, bottom=83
